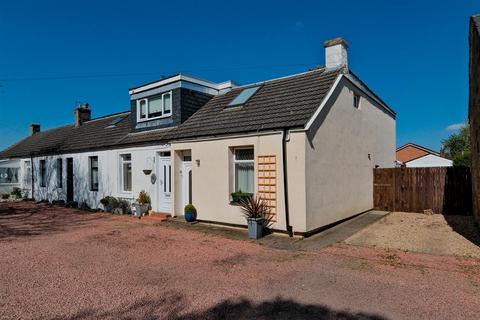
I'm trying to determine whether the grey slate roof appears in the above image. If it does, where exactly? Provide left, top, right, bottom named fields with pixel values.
left=0, top=67, right=344, bottom=159
left=0, top=112, right=143, bottom=158
left=173, top=68, right=341, bottom=139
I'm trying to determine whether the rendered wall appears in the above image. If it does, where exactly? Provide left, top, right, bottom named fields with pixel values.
left=305, top=78, right=396, bottom=231
left=171, top=132, right=307, bottom=232
left=27, top=144, right=169, bottom=210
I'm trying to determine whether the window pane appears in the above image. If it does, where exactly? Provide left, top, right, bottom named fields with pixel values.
left=123, top=162, right=132, bottom=191
left=0, top=168, right=19, bottom=184
left=57, top=159, right=62, bottom=188
left=122, top=154, right=131, bottom=162
left=148, top=96, right=162, bottom=118
left=235, top=148, right=254, bottom=161
left=139, top=100, right=147, bottom=119
left=163, top=93, right=172, bottom=114
left=235, top=162, right=254, bottom=193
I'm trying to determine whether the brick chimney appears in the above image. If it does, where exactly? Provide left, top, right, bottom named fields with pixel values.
left=74, top=103, right=91, bottom=127
left=30, top=124, right=40, bottom=135
left=324, top=37, right=349, bottom=70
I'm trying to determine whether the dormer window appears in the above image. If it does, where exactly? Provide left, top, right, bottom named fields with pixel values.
left=137, top=91, right=172, bottom=122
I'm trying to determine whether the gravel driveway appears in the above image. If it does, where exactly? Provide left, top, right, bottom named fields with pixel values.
left=1, top=202, right=480, bottom=320
left=345, top=212, right=480, bottom=258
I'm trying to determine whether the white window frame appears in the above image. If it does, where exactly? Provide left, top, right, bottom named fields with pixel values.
left=89, top=156, right=99, bottom=192
left=23, top=160, right=32, bottom=188
left=233, top=147, right=255, bottom=194
left=119, top=153, right=132, bottom=193
left=136, top=91, right=173, bottom=122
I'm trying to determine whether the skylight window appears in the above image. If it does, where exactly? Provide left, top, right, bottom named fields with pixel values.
left=110, top=117, right=126, bottom=126
left=228, top=86, right=260, bottom=107
left=106, top=116, right=126, bottom=128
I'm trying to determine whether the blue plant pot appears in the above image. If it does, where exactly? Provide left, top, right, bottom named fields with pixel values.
left=185, top=211, right=196, bottom=222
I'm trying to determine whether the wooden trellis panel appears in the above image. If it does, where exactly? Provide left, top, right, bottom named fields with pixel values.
left=257, top=155, right=277, bottom=220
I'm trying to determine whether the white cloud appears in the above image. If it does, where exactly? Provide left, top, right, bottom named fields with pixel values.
left=446, top=123, right=466, bottom=131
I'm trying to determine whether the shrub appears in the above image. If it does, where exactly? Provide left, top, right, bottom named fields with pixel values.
left=136, top=190, right=151, bottom=205
left=66, top=201, right=78, bottom=208
left=118, top=199, right=131, bottom=214
left=184, top=203, right=197, bottom=214
left=1, top=194, right=9, bottom=200
left=100, top=196, right=119, bottom=212
left=231, top=191, right=253, bottom=204
left=10, top=187, right=22, bottom=198
left=239, top=196, right=273, bottom=226
left=79, top=201, right=91, bottom=211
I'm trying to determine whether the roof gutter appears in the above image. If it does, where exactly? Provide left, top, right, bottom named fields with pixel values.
left=282, top=129, right=293, bottom=237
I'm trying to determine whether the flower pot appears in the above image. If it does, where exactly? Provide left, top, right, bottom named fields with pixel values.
left=133, top=203, right=149, bottom=218
left=247, top=217, right=264, bottom=239
left=184, top=210, right=196, bottom=222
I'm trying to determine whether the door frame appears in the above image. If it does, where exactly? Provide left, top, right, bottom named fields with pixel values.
left=181, top=161, right=192, bottom=210
left=157, top=152, right=172, bottom=213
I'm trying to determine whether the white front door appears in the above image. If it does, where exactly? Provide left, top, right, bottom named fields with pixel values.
left=158, top=155, right=172, bottom=213
left=181, top=161, right=192, bottom=209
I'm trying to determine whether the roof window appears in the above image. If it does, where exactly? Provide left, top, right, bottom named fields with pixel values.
left=228, top=86, right=260, bottom=107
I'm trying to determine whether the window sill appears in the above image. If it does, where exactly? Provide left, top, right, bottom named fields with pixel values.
left=137, top=114, right=172, bottom=123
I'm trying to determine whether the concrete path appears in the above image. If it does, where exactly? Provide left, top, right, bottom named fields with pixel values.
left=295, top=210, right=390, bottom=251
left=163, top=210, right=390, bottom=252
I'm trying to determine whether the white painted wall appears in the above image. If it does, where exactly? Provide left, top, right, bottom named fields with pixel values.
left=406, top=154, right=453, bottom=167
left=304, top=78, right=396, bottom=231
left=26, top=144, right=169, bottom=210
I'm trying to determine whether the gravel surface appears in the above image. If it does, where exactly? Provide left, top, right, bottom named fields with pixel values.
left=345, top=212, right=480, bottom=258
left=1, top=202, right=480, bottom=320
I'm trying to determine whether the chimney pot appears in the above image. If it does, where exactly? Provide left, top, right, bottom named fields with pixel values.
left=74, top=103, right=91, bottom=127
left=30, top=124, right=40, bottom=135
left=324, top=37, right=349, bottom=70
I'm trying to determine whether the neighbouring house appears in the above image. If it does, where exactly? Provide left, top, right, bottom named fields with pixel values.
left=0, top=38, right=396, bottom=235
left=469, top=15, right=480, bottom=224
left=396, top=143, right=453, bottom=167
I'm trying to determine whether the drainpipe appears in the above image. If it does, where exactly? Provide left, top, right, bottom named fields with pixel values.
left=282, top=129, right=293, bottom=237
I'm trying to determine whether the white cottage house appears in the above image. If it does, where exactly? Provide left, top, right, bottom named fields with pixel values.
left=0, top=38, right=396, bottom=235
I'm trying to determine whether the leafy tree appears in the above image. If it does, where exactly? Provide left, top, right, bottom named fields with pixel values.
left=440, top=124, right=471, bottom=167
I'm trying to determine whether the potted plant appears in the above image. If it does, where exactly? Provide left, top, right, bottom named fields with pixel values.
left=184, top=204, right=197, bottom=222
left=230, top=190, right=253, bottom=204
left=239, top=196, right=272, bottom=240
left=133, top=190, right=151, bottom=218
left=100, top=196, right=118, bottom=213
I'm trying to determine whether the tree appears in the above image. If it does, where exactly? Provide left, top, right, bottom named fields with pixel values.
left=440, top=124, right=471, bottom=167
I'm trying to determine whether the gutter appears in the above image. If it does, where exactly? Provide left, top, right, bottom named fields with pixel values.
left=282, top=129, right=293, bottom=237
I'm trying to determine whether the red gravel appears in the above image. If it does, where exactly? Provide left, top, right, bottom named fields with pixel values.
left=1, top=202, right=479, bottom=319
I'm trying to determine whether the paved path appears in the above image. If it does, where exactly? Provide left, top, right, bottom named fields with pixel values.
left=1, top=202, right=479, bottom=320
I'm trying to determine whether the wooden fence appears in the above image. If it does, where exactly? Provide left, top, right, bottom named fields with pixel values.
left=373, top=167, right=472, bottom=215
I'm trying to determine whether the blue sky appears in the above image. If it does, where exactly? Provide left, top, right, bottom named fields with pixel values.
left=0, top=0, right=478, bottom=151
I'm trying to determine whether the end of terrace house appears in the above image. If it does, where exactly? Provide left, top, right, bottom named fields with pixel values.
left=0, top=37, right=396, bottom=236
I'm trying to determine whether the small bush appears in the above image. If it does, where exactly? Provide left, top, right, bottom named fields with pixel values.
left=51, top=200, right=66, bottom=206
left=231, top=191, right=253, bottom=204
left=66, top=201, right=78, bottom=208
left=1, top=194, right=9, bottom=200
left=136, top=190, right=151, bottom=205
left=184, top=203, right=197, bottom=214
left=79, top=201, right=91, bottom=211
left=118, top=200, right=131, bottom=214
left=10, top=187, right=22, bottom=198
left=100, top=196, right=117, bottom=207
